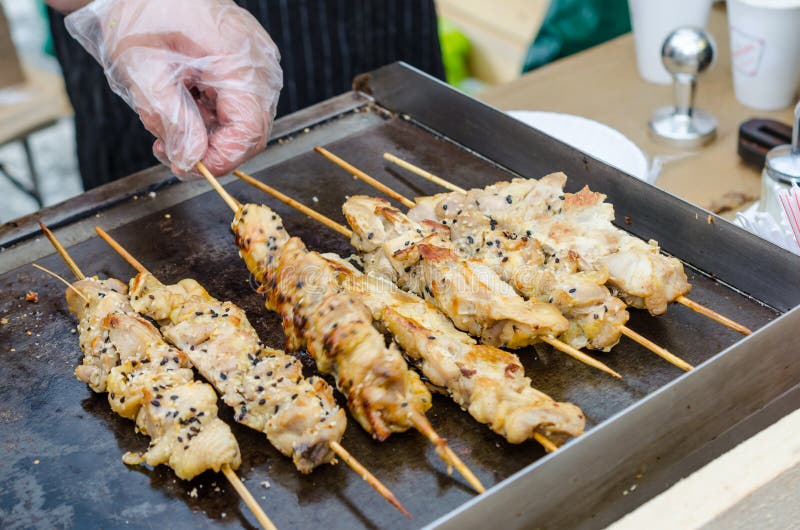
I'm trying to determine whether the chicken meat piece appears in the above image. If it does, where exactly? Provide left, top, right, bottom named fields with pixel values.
left=343, top=195, right=569, bottom=349
left=232, top=203, right=431, bottom=440
left=408, top=175, right=690, bottom=316
left=129, top=273, right=346, bottom=473
left=411, top=191, right=629, bottom=350
left=321, top=254, right=586, bottom=445
left=65, top=277, right=241, bottom=479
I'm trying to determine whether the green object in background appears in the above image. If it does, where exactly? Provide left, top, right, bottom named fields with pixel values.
left=439, top=18, right=471, bottom=86
left=38, top=0, right=54, bottom=57
left=523, top=0, right=630, bottom=72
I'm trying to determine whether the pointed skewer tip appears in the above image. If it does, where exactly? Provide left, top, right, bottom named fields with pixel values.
left=221, top=464, right=278, bottom=530
left=329, top=441, right=411, bottom=518
left=409, top=411, right=486, bottom=494
left=676, top=296, right=752, bottom=335
left=620, top=326, right=693, bottom=371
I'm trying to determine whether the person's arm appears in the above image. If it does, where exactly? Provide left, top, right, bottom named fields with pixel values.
left=57, top=0, right=283, bottom=176
left=45, top=0, right=92, bottom=14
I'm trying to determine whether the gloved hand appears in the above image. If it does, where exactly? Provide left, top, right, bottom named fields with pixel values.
left=65, top=0, right=283, bottom=176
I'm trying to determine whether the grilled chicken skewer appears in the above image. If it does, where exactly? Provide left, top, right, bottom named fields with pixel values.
left=315, top=147, right=692, bottom=371
left=384, top=152, right=751, bottom=335
left=310, top=149, right=621, bottom=378
left=36, top=224, right=275, bottom=530
left=95, top=227, right=410, bottom=517
left=230, top=173, right=586, bottom=451
left=196, top=163, right=485, bottom=494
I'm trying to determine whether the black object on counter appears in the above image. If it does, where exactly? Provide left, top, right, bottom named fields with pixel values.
left=738, top=118, right=793, bottom=168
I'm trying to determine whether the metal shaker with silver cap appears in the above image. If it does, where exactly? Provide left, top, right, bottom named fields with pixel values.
left=649, top=27, right=718, bottom=148
left=759, top=102, right=800, bottom=221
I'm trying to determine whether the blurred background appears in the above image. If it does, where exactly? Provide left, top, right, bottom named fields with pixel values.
left=0, top=0, right=634, bottom=223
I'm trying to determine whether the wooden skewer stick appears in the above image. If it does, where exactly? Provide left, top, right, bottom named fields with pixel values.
left=539, top=336, right=621, bottom=378
left=676, top=296, right=752, bottom=335
left=39, top=222, right=85, bottom=280
left=203, top=169, right=485, bottom=494
left=384, top=153, right=753, bottom=337
left=190, top=172, right=418, bottom=514
left=196, top=162, right=242, bottom=211
left=314, top=146, right=416, bottom=208
left=620, top=327, right=693, bottom=371
left=532, top=433, right=558, bottom=453
left=383, top=153, right=465, bottom=194
left=234, top=169, right=577, bottom=453
left=31, top=264, right=89, bottom=303
left=233, top=170, right=353, bottom=238
left=312, top=150, right=623, bottom=378
left=409, top=410, right=485, bottom=494
left=41, top=223, right=277, bottom=530
left=329, top=441, right=411, bottom=518
left=221, top=465, right=278, bottom=530
left=95, top=225, right=411, bottom=518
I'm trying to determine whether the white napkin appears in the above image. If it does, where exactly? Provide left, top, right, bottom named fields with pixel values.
left=735, top=203, right=800, bottom=256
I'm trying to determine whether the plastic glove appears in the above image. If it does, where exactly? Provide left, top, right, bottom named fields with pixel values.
left=65, top=0, right=282, bottom=176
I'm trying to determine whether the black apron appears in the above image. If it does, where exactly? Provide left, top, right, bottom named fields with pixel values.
left=49, top=0, right=444, bottom=189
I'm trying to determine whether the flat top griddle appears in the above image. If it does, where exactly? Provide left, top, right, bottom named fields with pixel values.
left=1, top=64, right=798, bottom=530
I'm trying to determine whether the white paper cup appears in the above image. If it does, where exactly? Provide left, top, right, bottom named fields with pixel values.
left=628, top=0, right=714, bottom=84
left=728, top=0, right=800, bottom=110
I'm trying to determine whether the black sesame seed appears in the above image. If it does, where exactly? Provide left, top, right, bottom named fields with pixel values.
left=568, top=288, right=576, bottom=294
left=220, top=373, right=227, bottom=380
left=150, top=400, right=160, bottom=407
left=259, top=399, right=266, bottom=405
left=506, top=195, right=513, bottom=204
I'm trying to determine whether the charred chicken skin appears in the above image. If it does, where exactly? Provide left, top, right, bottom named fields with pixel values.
left=231, top=203, right=431, bottom=440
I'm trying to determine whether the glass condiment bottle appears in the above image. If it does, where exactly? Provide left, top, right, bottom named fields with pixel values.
left=759, top=102, right=800, bottom=221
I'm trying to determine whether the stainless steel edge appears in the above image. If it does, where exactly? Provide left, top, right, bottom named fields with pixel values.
left=358, top=62, right=800, bottom=312
left=426, top=305, right=800, bottom=529
left=0, top=92, right=368, bottom=250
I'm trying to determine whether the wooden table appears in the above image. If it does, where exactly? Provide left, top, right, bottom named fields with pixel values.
left=480, top=4, right=796, bottom=216
left=0, top=62, right=73, bottom=206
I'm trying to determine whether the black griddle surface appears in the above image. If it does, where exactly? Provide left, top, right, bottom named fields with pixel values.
left=0, top=115, right=778, bottom=529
